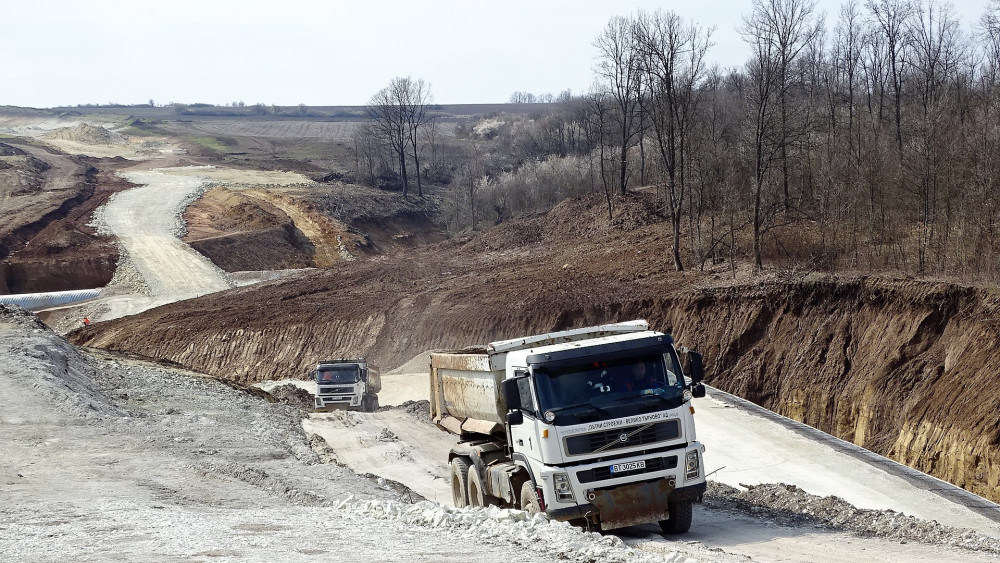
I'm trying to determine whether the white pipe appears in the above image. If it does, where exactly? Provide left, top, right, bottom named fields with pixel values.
left=0, top=289, right=101, bottom=311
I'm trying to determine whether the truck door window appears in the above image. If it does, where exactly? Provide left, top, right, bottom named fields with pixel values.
left=516, top=376, right=534, bottom=415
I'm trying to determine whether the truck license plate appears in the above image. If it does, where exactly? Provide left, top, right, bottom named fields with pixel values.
left=610, top=460, right=646, bottom=473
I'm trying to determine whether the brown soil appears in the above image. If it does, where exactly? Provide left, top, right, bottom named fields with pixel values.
left=0, top=141, right=132, bottom=293
left=302, top=182, right=446, bottom=253
left=182, top=187, right=314, bottom=271
left=240, top=188, right=369, bottom=267
left=68, top=191, right=1000, bottom=505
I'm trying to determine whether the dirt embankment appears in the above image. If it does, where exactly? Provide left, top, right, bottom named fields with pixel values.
left=183, top=187, right=315, bottom=271
left=69, top=193, right=1000, bottom=504
left=0, top=141, right=131, bottom=294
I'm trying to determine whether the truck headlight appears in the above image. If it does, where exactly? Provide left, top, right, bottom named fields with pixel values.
left=685, top=450, right=700, bottom=480
left=553, top=473, right=574, bottom=502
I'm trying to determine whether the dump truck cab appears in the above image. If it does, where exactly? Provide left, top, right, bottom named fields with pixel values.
left=500, top=329, right=706, bottom=530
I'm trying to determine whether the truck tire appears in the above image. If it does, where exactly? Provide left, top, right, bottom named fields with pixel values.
left=467, top=467, right=498, bottom=507
left=451, top=457, right=471, bottom=508
left=520, top=481, right=541, bottom=515
left=361, top=395, right=378, bottom=412
left=658, top=500, right=693, bottom=534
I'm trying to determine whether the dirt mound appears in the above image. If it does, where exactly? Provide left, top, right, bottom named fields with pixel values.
left=267, top=383, right=314, bottom=410
left=0, top=304, right=123, bottom=420
left=706, top=481, right=1000, bottom=554
left=393, top=399, right=431, bottom=420
left=44, top=123, right=127, bottom=145
left=0, top=142, right=27, bottom=157
left=0, top=151, right=51, bottom=197
left=70, top=193, right=1000, bottom=505
left=3, top=162, right=130, bottom=293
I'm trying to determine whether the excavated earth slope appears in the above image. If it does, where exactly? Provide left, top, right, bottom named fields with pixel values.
left=71, top=193, right=1000, bottom=505
left=183, top=187, right=314, bottom=271
left=0, top=142, right=130, bottom=294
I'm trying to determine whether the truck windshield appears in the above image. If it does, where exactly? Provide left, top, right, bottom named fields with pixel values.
left=532, top=352, right=686, bottom=424
left=316, top=366, right=360, bottom=384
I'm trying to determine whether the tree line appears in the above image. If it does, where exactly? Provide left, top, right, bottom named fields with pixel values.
left=353, top=0, right=1000, bottom=282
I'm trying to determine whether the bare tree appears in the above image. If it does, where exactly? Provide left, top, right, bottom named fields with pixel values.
left=867, top=0, right=915, bottom=156
left=635, top=9, right=714, bottom=271
left=595, top=15, right=644, bottom=196
left=583, top=89, right=616, bottom=220
left=907, top=0, right=964, bottom=271
left=404, top=78, right=434, bottom=197
left=366, top=77, right=433, bottom=198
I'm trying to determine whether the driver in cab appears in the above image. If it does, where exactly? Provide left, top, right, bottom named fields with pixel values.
left=617, top=362, right=660, bottom=392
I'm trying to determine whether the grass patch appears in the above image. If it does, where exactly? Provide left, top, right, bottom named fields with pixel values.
left=189, top=136, right=232, bottom=154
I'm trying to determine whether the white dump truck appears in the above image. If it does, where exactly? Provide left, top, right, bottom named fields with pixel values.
left=430, top=320, right=707, bottom=533
left=313, top=358, right=381, bottom=412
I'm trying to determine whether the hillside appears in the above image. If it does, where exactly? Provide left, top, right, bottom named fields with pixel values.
left=70, top=192, right=1000, bottom=505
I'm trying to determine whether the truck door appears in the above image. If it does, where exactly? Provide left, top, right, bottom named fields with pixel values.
left=508, top=375, right=542, bottom=461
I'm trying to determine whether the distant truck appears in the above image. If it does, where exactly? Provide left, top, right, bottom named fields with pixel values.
left=313, top=358, right=381, bottom=412
left=430, top=320, right=707, bottom=533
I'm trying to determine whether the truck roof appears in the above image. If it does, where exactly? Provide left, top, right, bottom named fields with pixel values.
left=487, top=320, right=649, bottom=354
left=318, top=358, right=366, bottom=367
left=503, top=329, right=666, bottom=365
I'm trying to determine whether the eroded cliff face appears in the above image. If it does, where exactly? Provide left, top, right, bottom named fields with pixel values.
left=70, top=272, right=1000, bottom=503
left=653, top=280, right=1000, bottom=504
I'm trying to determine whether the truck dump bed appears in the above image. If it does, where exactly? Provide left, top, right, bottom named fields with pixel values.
left=429, top=349, right=504, bottom=436
left=430, top=321, right=651, bottom=437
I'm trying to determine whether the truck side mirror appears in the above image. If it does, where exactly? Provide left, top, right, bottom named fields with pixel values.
left=501, top=378, right=522, bottom=411
left=688, top=351, right=704, bottom=383
left=692, top=383, right=706, bottom=398
left=506, top=410, right=524, bottom=426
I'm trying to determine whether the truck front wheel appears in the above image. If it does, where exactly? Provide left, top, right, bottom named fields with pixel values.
left=658, top=500, right=693, bottom=534
left=360, top=395, right=375, bottom=412
left=451, top=457, right=471, bottom=508
left=520, top=481, right=541, bottom=515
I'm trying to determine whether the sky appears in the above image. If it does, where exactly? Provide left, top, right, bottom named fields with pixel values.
left=0, top=0, right=994, bottom=108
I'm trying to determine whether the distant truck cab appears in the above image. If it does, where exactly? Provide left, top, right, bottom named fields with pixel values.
left=313, top=358, right=381, bottom=412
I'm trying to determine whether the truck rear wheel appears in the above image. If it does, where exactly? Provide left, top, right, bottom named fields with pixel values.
left=658, top=500, right=693, bottom=534
left=467, top=467, right=498, bottom=507
left=451, top=457, right=471, bottom=508
left=519, top=481, right=541, bottom=515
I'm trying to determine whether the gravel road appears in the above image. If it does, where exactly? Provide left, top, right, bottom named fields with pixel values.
left=86, top=167, right=234, bottom=320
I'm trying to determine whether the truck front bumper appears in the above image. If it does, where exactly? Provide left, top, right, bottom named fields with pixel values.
left=314, top=395, right=361, bottom=408
left=547, top=481, right=706, bottom=524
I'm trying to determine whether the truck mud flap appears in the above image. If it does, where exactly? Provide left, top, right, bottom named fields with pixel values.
left=591, top=478, right=675, bottom=530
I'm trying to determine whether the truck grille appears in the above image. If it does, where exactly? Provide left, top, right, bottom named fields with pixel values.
left=576, top=455, right=678, bottom=484
left=318, top=386, right=354, bottom=394
left=564, top=420, right=680, bottom=456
